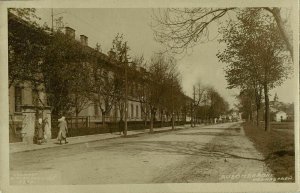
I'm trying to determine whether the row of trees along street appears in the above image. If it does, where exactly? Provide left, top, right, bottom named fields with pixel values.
left=153, top=8, right=293, bottom=131
left=190, top=82, right=229, bottom=127
left=8, top=8, right=230, bottom=136
left=217, top=9, right=292, bottom=131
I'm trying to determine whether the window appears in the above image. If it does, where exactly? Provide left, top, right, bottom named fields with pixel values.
left=136, top=105, right=139, bottom=118
left=131, top=104, right=134, bottom=118
left=94, top=101, right=99, bottom=116
left=32, top=89, right=39, bottom=106
left=15, top=86, right=22, bottom=112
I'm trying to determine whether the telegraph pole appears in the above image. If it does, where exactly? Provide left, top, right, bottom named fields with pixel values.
left=51, top=8, right=54, bottom=33
left=171, top=75, right=175, bottom=130
left=124, top=42, right=128, bottom=137
left=192, top=85, right=196, bottom=127
left=50, top=9, right=65, bottom=33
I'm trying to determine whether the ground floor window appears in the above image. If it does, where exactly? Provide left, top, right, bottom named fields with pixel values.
left=136, top=105, right=139, bottom=118
left=131, top=104, right=134, bottom=118
left=15, top=86, right=22, bottom=113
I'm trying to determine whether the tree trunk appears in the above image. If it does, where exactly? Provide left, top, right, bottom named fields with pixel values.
left=102, top=112, right=106, bottom=126
left=75, top=94, right=79, bottom=130
left=145, top=110, right=149, bottom=128
left=256, top=108, right=259, bottom=127
left=264, top=83, right=270, bottom=131
left=160, top=110, right=163, bottom=128
left=150, top=109, right=154, bottom=133
left=150, top=113, right=153, bottom=133
left=190, top=105, right=193, bottom=127
left=254, top=87, right=262, bottom=127
left=144, top=112, right=147, bottom=127
left=75, top=110, right=79, bottom=136
left=172, top=113, right=175, bottom=130
left=249, top=102, right=253, bottom=123
left=264, top=7, right=293, bottom=59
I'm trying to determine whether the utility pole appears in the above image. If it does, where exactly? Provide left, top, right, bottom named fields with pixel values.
left=124, top=42, right=128, bottom=137
left=171, top=74, right=175, bottom=130
left=51, top=8, right=54, bottom=33
left=50, top=9, right=65, bottom=33
left=204, top=99, right=206, bottom=125
left=192, top=85, right=196, bottom=127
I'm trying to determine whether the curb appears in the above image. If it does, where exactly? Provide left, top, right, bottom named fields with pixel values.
left=10, top=126, right=189, bottom=153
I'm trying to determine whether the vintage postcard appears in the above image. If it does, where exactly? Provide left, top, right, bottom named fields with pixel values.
left=0, top=0, right=299, bottom=192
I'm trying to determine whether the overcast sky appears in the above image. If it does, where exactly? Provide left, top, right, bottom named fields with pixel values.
left=35, top=8, right=297, bottom=108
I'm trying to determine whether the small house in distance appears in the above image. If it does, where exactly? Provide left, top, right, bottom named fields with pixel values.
left=274, top=111, right=287, bottom=122
left=269, top=94, right=294, bottom=122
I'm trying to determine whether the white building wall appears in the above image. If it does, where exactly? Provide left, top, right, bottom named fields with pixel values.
left=275, top=111, right=287, bottom=122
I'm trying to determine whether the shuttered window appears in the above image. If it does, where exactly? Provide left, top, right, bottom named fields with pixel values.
left=15, top=86, right=22, bottom=112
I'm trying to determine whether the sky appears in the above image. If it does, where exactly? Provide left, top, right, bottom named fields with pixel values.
left=34, top=8, right=297, bottom=108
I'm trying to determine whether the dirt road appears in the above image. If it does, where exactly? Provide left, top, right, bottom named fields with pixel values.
left=10, top=122, right=273, bottom=184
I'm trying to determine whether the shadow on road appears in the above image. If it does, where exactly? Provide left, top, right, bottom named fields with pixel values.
left=176, top=131, right=241, bottom=137
left=90, top=138, right=265, bottom=162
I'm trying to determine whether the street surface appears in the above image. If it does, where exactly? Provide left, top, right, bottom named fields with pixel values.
left=10, top=122, right=272, bottom=184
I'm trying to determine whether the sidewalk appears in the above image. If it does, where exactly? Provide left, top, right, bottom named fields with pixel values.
left=10, top=124, right=191, bottom=153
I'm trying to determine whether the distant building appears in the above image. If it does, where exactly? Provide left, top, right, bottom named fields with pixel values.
left=274, top=111, right=287, bottom=122
left=268, top=99, right=294, bottom=122
left=231, top=111, right=241, bottom=121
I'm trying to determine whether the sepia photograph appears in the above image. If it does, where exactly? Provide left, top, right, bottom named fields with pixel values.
left=0, top=0, right=299, bottom=192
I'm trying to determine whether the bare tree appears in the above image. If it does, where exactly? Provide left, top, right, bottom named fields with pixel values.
left=107, top=33, right=130, bottom=134
left=152, top=7, right=293, bottom=58
left=132, top=55, right=150, bottom=127
left=191, top=81, right=206, bottom=126
left=144, top=53, right=176, bottom=132
left=207, top=87, right=229, bottom=120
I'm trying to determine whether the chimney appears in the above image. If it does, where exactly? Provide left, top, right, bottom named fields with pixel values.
left=65, top=27, right=75, bottom=39
left=80, top=35, right=88, bottom=46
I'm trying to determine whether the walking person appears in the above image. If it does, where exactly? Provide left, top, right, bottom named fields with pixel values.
left=57, top=116, right=68, bottom=144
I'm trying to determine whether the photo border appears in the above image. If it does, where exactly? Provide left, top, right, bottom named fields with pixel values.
left=0, top=0, right=299, bottom=192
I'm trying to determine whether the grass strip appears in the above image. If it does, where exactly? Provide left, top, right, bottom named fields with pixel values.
left=243, top=122, right=295, bottom=182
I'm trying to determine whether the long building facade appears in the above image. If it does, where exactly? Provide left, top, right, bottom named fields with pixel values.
left=9, top=13, right=188, bottom=144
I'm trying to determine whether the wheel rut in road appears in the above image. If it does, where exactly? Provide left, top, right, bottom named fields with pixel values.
left=152, top=123, right=273, bottom=183
left=10, top=122, right=272, bottom=184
